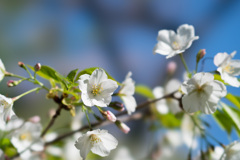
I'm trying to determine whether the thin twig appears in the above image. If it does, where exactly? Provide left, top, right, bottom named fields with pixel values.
left=45, top=91, right=177, bottom=145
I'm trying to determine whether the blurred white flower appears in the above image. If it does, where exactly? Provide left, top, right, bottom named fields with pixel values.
left=181, top=72, right=227, bottom=114
left=214, top=51, right=240, bottom=87
left=0, top=149, right=4, bottom=160
left=153, top=79, right=182, bottom=114
left=0, top=94, right=15, bottom=125
left=0, top=116, right=23, bottom=131
left=78, top=68, right=118, bottom=107
left=221, top=141, right=240, bottom=160
left=75, top=129, right=118, bottom=159
left=11, top=122, right=44, bottom=159
left=119, top=72, right=137, bottom=115
left=153, top=24, right=199, bottom=59
left=113, top=147, right=134, bottom=160
left=0, top=59, right=5, bottom=82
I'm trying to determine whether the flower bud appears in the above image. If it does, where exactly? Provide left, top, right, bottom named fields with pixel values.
left=29, top=115, right=41, bottom=123
left=18, top=61, right=25, bottom=68
left=196, top=49, right=206, bottom=63
left=115, top=120, right=130, bottom=134
left=167, top=61, right=177, bottom=75
left=108, top=101, right=125, bottom=112
left=101, top=110, right=117, bottom=122
left=7, top=80, right=22, bottom=87
left=7, top=80, right=15, bottom=87
left=34, top=63, right=41, bottom=71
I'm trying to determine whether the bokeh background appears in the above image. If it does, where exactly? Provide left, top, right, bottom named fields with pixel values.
left=1, top=0, right=240, bottom=159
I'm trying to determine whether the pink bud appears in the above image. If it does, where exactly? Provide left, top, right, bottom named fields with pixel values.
left=167, top=61, right=177, bottom=75
left=115, top=120, right=130, bottom=134
left=102, top=110, right=117, bottom=122
left=34, top=63, right=41, bottom=71
left=196, top=49, right=206, bottom=63
left=18, top=61, right=25, bottom=67
left=7, top=80, right=14, bottom=87
left=29, top=115, right=41, bottom=123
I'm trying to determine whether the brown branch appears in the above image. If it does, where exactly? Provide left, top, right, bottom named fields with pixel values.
left=45, top=91, right=177, bottom=146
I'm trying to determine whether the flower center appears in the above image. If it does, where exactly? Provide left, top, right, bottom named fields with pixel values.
left=223, top=64, right=234, bottom=74
left=91, top=84, right=103, bottom=96
left=20, top=132, right=32, bottom=141
left=90, top=134, right=101, bottom=145
left=172, top=41, right=181, bottom=50
left=0, top=100, right=9, bottom=109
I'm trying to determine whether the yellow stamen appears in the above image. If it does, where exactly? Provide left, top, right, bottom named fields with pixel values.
left=90, top=134, right=101, bottom=145
left=223, top=64, right=234, bottom=74
left=172, top=41, right=180, bottom=50
left=20, top=132, right=31, bottom=141
left=91, top=84, right=103, bottom=96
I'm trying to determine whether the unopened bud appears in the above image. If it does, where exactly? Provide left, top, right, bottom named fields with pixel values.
left=196, top=49, right=206, bottom=63
left=18, top=62, right=25, bottom=68
left=115, top=120, right=130, bottom=134
left=167, top=61, right=177, bottom=75
left=109, top=101, right=125, bottom=112
left=29, top=116, right=41, bottom=123
left=34, top=63, right=41, bottom=71
left=7, top=80, right=15, bottom=87
left=101, top=110, right=117, bottom=122
left=7, top=80, right=22, bottom=87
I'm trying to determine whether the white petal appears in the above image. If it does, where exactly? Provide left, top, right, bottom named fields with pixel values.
left=229, top=60, right=240, bottom=76
left=99, top=131, right=118, bottom=151
left=101, top=79, right=118, bottom=96
left=120, top=72, right=135, bottom=96
left=121, top=96, right=137, bottom=115
left=177, top=24, right=199, bottom=50
left=156, top=99, right=169, bottom=114
left=89, top=69, right=108, bottom=85
left=165, top=79, right=181, bottom=94
left=0, top=59, right=5, bottom=82
left=153, top=41, right=175, bottom=56
left=221, top=72, right=240, bottom=87
left=78, top=74, right=90, bottom=93
left=81, top=93, right=94, bottom=107
left=214, top=52, right=230, bottom=67
left=157, top=29, right=176, bottom=44
left=182, top=91, right=201, bottom=113
left=75, top=134, right=92, bottom=160
left=192, top=72, right=214, bottom=87
left=167, top=99, right=181, bottom=114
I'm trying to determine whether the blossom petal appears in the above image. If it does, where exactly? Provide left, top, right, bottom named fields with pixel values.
left=221, top=72, right=240, bottom=87
left=89, top=69, right=108, bottom=85
left=229, top=60, right=240, bottom=76
left=0, top=59, right=5, bottom=82
left=214, top=52, right=230, bottom=67
left=120, top=72, right=135, bottom=96
left=121, top=96, right=137, bottom=115
left=78, top=74, right=90, bottom=93
left=154, top=41, right=174, bottom=56
left=75, top=134, right=92, bottom=160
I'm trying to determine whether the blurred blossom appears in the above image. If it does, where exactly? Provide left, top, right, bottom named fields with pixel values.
left=0, top=59, right=5, bottom=82
left=119, top=72, right=137, bottom=115
left=0, top=94, right=15, bottom=125
left=167, top=61, right=177, bottom=75
left=221, top=141, right=240, bottom=160
left=153, top=79, right=182, bottom=114
left=113, top=147, right=134, bottom=160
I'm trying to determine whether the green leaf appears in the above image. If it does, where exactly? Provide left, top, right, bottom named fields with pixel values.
left=221, top=102, right=240, bottom=135
left=214, top=74, right=226, bottom=84
left=75, top=67, right=120, bottom=84
left=28, top=65, right=68, bottom=88
left=213, top=109, right=232, bottom=135
left=225, top=93, right=240, bottom=109
left=157, top=113, right=181, bottom=128
left=67, top=69, right=78, bottom=83
left=135, top=85, right=154, bottom=99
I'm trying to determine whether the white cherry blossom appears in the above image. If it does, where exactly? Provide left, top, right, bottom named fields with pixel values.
left=0, top=59, right=5, bottom=82
left=221, top=141, right=240, bottom=160
left=214, top=51, right=240, bottom=87
left=153, top=24, right=199, bottom=59
left=0, top=94, right=15, bottom=125
left=153, top=79, right=182, bottom=114
left=11, top=122, right=44, bottom=159
left=78, top=68, right=118, bottom=107
left=75, top=129, right=118, bottom=159
left=119, top=72, right=137, bottom=115
left=181, top=72, right=227, bottom=114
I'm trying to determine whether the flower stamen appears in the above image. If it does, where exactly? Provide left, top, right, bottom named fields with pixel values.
left=172, top=41, right=181, bottom=50
left=223, top=64, right=234, bottom=74
left=90, top=134, right=102, bottom=145
left=91, top=84, right=103, bottom=96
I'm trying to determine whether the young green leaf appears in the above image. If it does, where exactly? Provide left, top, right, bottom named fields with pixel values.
left=135, top=85, right=154, bottom=99
left=225, top=93, right=240, bottom=109
left=67, top=69, right=78, bottom=83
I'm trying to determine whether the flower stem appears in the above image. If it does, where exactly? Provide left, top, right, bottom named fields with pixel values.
left=12, top=87, right=41, bottom=102
left=84, top=109, right=92, bottom=130
left=179, top=53, right=190, bottom=74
